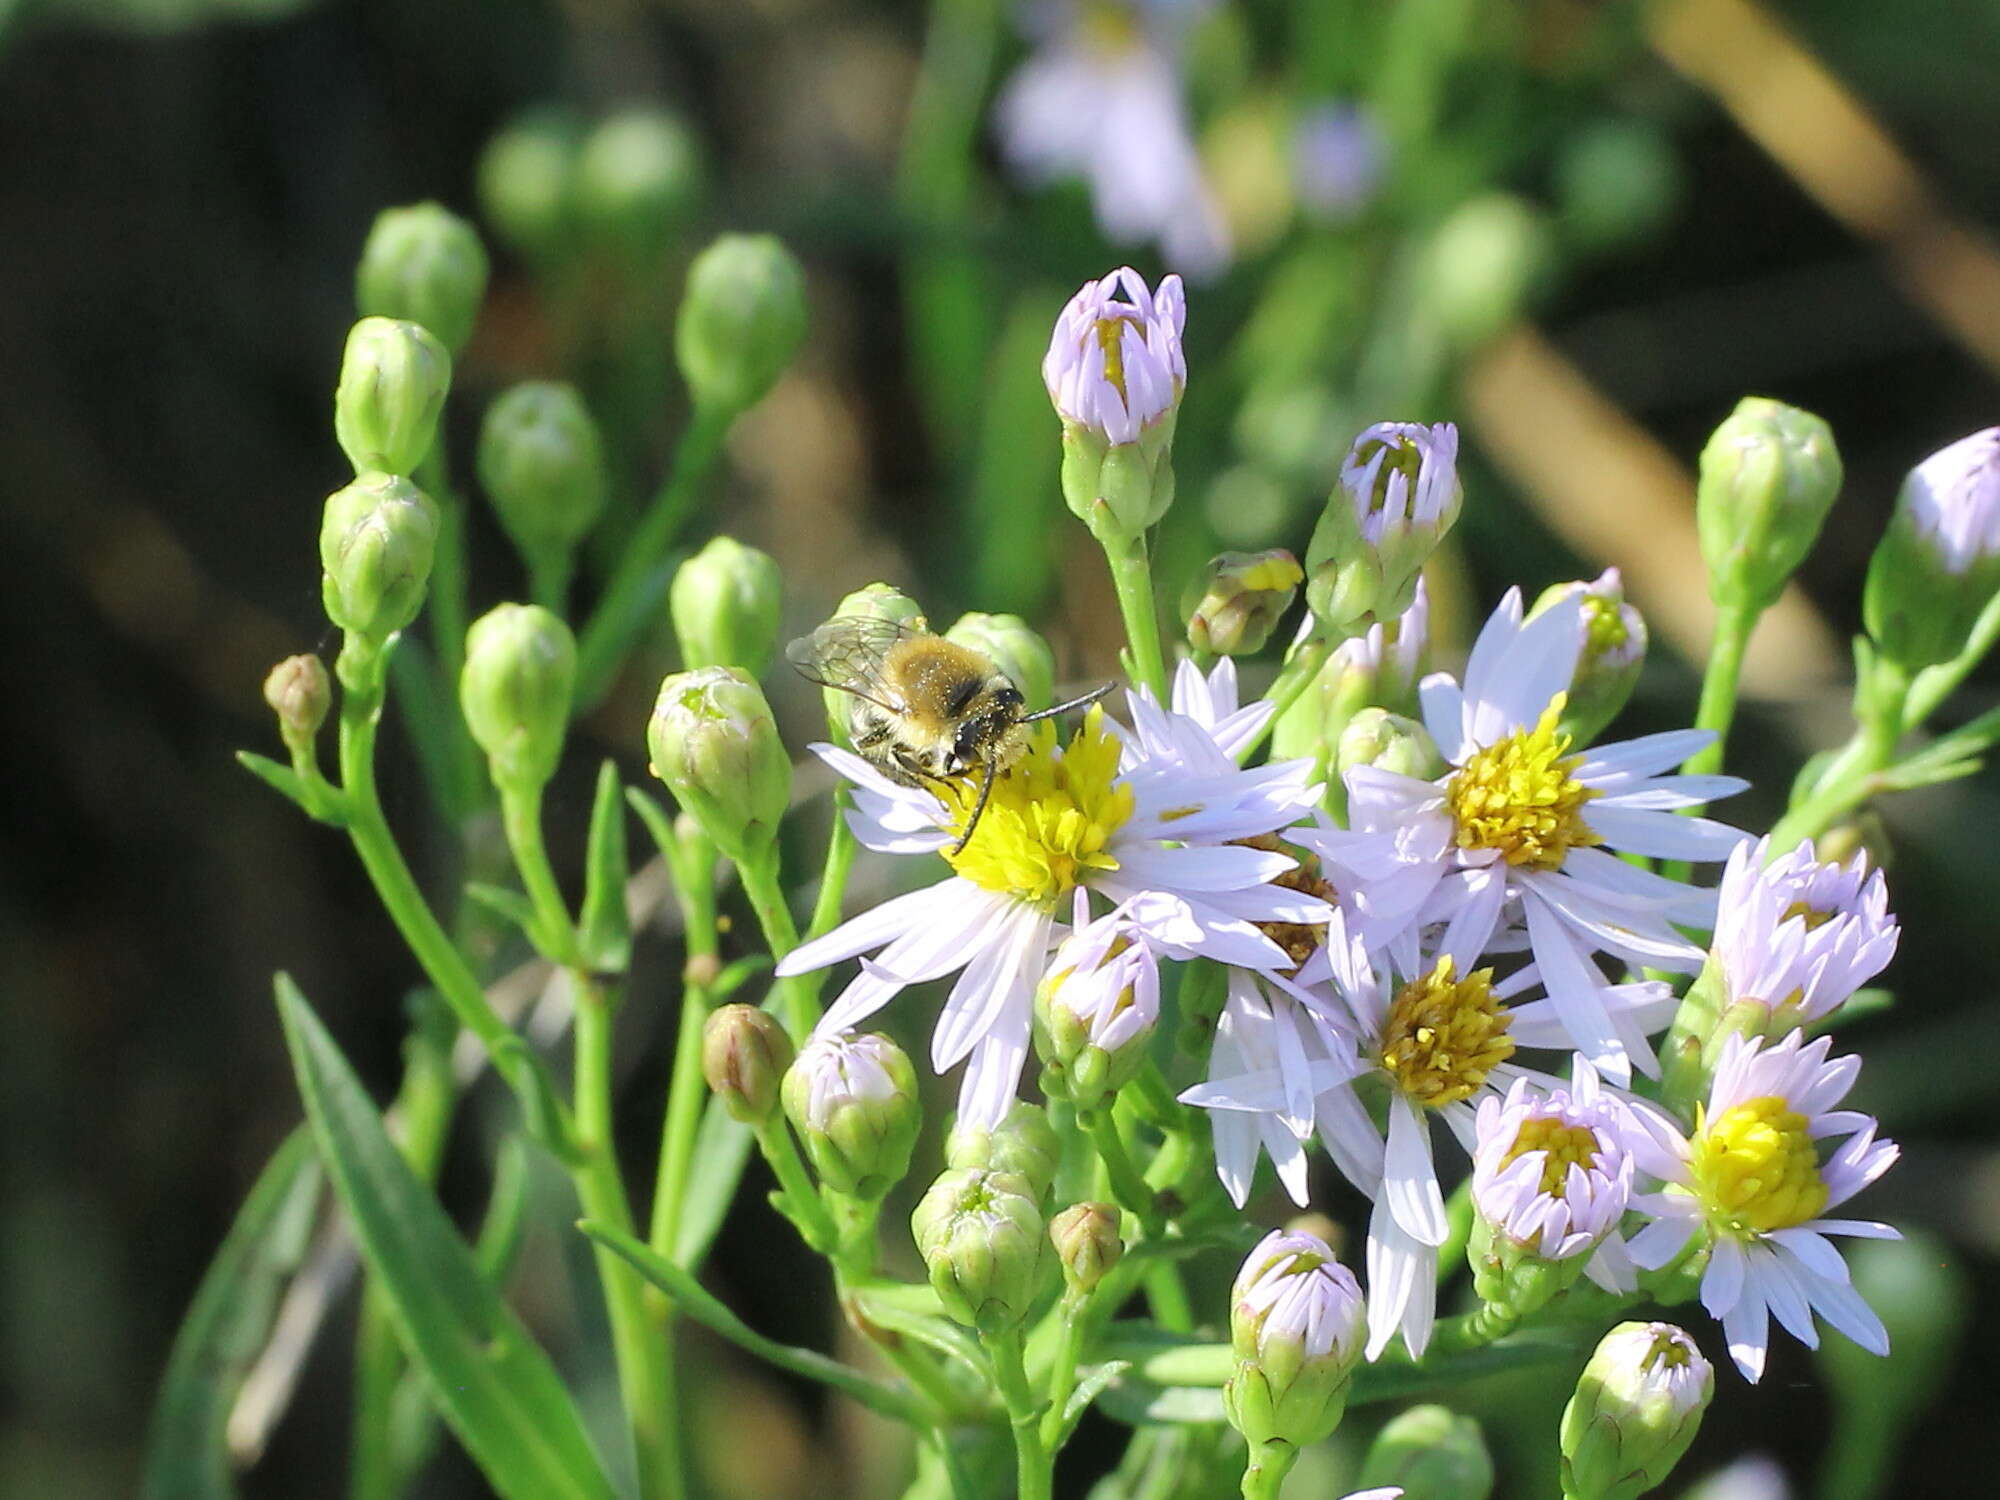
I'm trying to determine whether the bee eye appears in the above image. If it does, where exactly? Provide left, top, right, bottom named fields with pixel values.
left=953, top=722, right=985, bottom=769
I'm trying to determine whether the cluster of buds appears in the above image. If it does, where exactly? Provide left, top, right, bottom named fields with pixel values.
left=1864, top=426, right=2000, bottom=672
left=1223, top=1228, right=1366, bottom=1451
left=671, top=536, right=783, bottom=677
left=781, top=1031, right=920, bottom=1200
left=1033, top=901, right=1160, bottom=1111
left=1529, top=568, right=1648, bottom=745
left=1305, top=422, right=1461, bottom=633
left=647, top=666, right=791, bottom=866
left=1560, top=1323, right=1713, bottom=1500
left=1696, top=396, right=1842, bottom=618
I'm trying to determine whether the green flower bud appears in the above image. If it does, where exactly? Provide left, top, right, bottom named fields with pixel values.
left=781, top=1031, right=921, bottom=1199
left=1182, top=549, right=1303, bottom=656
left=1560, top=1322, right=1713, bottom=1500
left=1032, top=920, right=1158, bottom=1113
left=577, top=109, right=704, bottom=265
left=1815, top=1230, right=1967, bottom=1469
left=671, top=536, right=783, bottom=676
left=702, top=1003, right=795, bottom=1124
left=1336, top=707, right=1445, bottom=782
left=477, top=382, right=609, bottom=576
left=1863, top=427, right=2000, bottom=671
left=1049, top=1202, right=1123, bottom=1295
left=333, top=318, right=452, bottom=477
left=676, top=234, right=807, bottom=416
left=355, top=202, right=490, bottom=356
left=646, top=667, right=791, bottom=864
left=944, top=1101, right=1060, bottom=1202
left=1697, top=397, right=1843, bottom=616
left=1529, top=568, right=1647, bottom=744
left=1418, top=192, right=1552, bottom=352
left=1358, top=1403, right=1495, bottom=1500
left=911, top=1167, right=1049, bottom=1332
left=319, top=473, right=440, bottom=642
left=945, top=612, right=1055, bottom=712
left=460, top=604, right=576, bottom=791
left=477, top=106, right=583, bottom=267
left=263, top=654, right=331, bottom=753
left=1224, top=1229, right=1365, bottom=1450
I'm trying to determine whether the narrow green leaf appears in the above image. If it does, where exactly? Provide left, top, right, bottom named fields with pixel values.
left=1061, top=1360, right=1131, bottom=1430
left=275, top=977, right=616, bottom=1500
left=846, top=1287, right=987, bottom=1377
left=464, top=882, right=545, bottom=940
left=577, top=1220, right=931, bottom=1425
left=579, top=761, right=632, bottom=974
left=234, top=749, right=308, bottom=807
left=141, top=1130, right=321, bottom=1500
left=672, top=1097, right=755, bottom=1269
left=711, top=954, right=774, bottom=1004
left=1095, top=1377, right=1226, bottom=1427
left=492, top=1034, right=583, bottom=1165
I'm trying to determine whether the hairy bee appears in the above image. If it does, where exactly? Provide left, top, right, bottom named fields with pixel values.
left=787, top=614, right=1112, bottom=852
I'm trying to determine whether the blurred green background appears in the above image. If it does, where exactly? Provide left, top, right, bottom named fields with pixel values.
left=4, top=0, right=2000, bottom=1495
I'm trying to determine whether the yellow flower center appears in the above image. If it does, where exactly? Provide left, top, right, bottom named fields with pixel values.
left=942, top=707, right=1134, bottom=907
left=1379, top=957, right=1514, bottom=1108
left=1688, top=1095, right=1828, bottom=1236
left=1093, top=316, right=1131, bottom=400
left=1444, top=700, right=1600, bottom=870
left=1642, top=1327, right=1695, bottom=1371
left=1580, top=593, right=1628, bottom=656
left=1500, top=1117, right=1603, bottom=1198
left=1780, top=899, right=1838, bottom=932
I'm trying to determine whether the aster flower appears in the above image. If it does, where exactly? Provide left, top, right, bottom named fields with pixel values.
left=1626, top=1031, right=1900, bottom=1381
left=1044, top=265, right=1186, bottom=445
left=1709, top=836, right=1898, bottom=1033
left=1035, top=894, right=1161, bottom=1105
left=1301, top=588, right=1749, bottom=1085
left=1226, top=1228, right=1368, bottom=1451
left=777, top=700, right=1327, bottom=1128
left=1305, top=422, right=1462, bottom=631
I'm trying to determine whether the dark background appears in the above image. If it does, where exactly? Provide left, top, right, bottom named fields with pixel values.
left=4, top=0, right=1999, bottom=1495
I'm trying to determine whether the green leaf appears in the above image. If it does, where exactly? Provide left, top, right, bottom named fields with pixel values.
left=579, top=761, right=633, bottom=974
left=464, top=882, right=546, bottom=942
left=1061, top=1360, right=1132, bottom=1431
left=275, top=977, right=616, bottom=1500
left=846, top=1286, right=987, bottom=1378
left=1352, top=1327, right=1589, bottom=1404
left=711, top=954, right=774, bottom=1004
left=1095, top=1377, right=1226, bottom=1427
left=671, top=1097, right=755, bottom=1269
left=577, top=1220, right=930, bottom=1425
left=141, top=1130, right=321, bottom=1500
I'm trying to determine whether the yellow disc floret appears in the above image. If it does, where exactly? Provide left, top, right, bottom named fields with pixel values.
left=1500, top=1117, right=1603, bottom=1198
left=1688, top=1095, right=1828, bottom=1236
left=1379, top=956, right=1514, bottom=1108
left=1445, top=699, right=1600, bottom=870
left=943, top=707, right=1134, bottom=907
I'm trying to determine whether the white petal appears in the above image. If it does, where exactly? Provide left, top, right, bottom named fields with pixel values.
left=1384, top=1095, right=1449, bottom=1245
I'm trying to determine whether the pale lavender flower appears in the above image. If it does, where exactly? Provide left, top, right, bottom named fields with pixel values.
left=1041, top=892, right=1161, bottom=1053
left=1900, top=426, right=2000, bottom=572
left=1231, top=1227, right=1367, bottom=1365
left=1711, top=837, right=1898, bottom=1030
left=1043, top=265, right=1186, bottom=445
left=1337, top=422, right=1462, bottom=548
left=1293, top=102, right=1385, bottom=221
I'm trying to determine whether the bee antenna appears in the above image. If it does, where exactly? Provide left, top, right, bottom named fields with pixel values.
left=1019, top=681, right=1116, bottom=723
left=950, top=755, right=1000, bottom=856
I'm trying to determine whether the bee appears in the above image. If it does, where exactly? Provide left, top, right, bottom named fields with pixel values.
left=787, top=614, right=1113, bottom=853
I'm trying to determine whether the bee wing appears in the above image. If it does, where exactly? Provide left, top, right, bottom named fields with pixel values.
left=784, top=614, right=923, bottom=712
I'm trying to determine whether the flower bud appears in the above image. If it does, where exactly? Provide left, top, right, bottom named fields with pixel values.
left=782, top=1031, right=920, bottom=1199
left=911, top=1167, right=1049, bottom=1332
left=1697, top=397, right=1842, bottom=616
left=1033, top=909, right=1159, bottom=1112
left=355, top=202, right=490, bottom=356
left=460, top=604, right=576, bottom=791
left=702, top=1003, right=794, bottom=1124
left=675, top=234, right=808, bottom=416
left=477, top=382, right=609, bottom=573
left=1560, top=1322, right=1713, bottom=1500
left=647, top=667, right=791, bottom=865
left=264, top=654, right=331, bottom=753
left=944, top=1100, right=1061, bottom=1202
left=1049, top=1202, right=1123, bottom=1295
left=1336, top=707, right=1444, bottom=783
left=1306, top=422, right=1461, bottom=632
left=576, top=109, right=704, bottom=265
left=1224, top=1229, right=1366, bottom=1450
left=945, top=612, right=1055, bottom=712
left=319, top=473, right=440, bottom=642
left=1182, top=549, right=1303, bottom=656
left=669, top=535, right=782, bottom=676
left=1529, top=568, right=1647, bottom=744
left=477, top=106, right=583, bottom=267
left=1864, top=426, right=2000, bottom=671
left=333, top=318, right=452, bottom=477
left=1358, top=1403, right=1495, bottom=1500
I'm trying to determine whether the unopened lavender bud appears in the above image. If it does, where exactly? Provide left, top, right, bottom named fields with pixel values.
left=333, top=317, right=451, bottom=477
left=1224, top=1229, right=1366, bottom=1450
left=460, top=604, right=575, bottom=792
left=1530, top=569, right=1647, bottom=744
left=782, top=1031, right=920, bottom=1199
left=646, top=667, right=791, bottom=864
left=1034, top=923, right=1158, bottom=1113
left=702, top=1003, right=794, bottom=1124
left=676, top=234, right=807, bottom=416
left=478, top=106, right=583, bottom=267
left=577, top=109, right=704, bottom=265
left=1045, top=267, right=1185, bottom=544
left=911, top=1167, right=1049, bottom=1332
left=1306, top=422, right=1461, bottom=632
left=1561, top=1322, right=1713, bottom=1500
left=355, top=203, right=490, bottom=356
left=477, top=382, right=608, bottom=576
left=945, top=1100, right=1060, bottom=1202
left=1336, top=707, right=1444, bottom=783
left=319, top=473, right=439, bottom=643
left=1049, top=1202, right=1122, bottom=1295
left=1358, top=1403, right=1494, bottom=1500
left=264, top=654, right=331, bottom=752
left=1864, top=426, right=2000, bottom=670
left=672, top=536, right=782, bottom=676
left=1182, top=549, right=1303, bottom=656
left=946, top=612, right=1054, bottom=711
left=1698, top=397, right=1842, bottom=617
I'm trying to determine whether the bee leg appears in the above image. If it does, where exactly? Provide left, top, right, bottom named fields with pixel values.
left=950, top=756, right=999, bottom=856
left=1019, top=680, right=1117, bottom=722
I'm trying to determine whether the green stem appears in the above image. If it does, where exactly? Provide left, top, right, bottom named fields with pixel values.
left=414, top=446, right=481, bottom=822
left=738, top=852, right=819, bottom=1041
left=575, top=403, right=733, bottom=709
left=1241, top=1438, right=1298, bottom=1500
left=649, top=832, right=721, bottom=1262
left=1105, top=535, right=1170, bottom=702
left=1082, top=1108, right=1158, bottom=1233
left=1434, top=1177, right=1474, bottom=1285
left=1767, top=655, right=1911, bottom=850
left=986, top=1328, right=1053, bottom=1500
left=1236, top=637, right=1330, bottom=765
left=499, top=783, right=580, bottom=965
left=1904, top=588, right=2000, bottom=730
left=1683, top=602, right=1756, bottom=779
left=1430, top=1297, right=1523, bottom=1354
left=753, top=1118, right=839, bottom=1252
left=1039, top=1292, right=1088, bottom=1448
